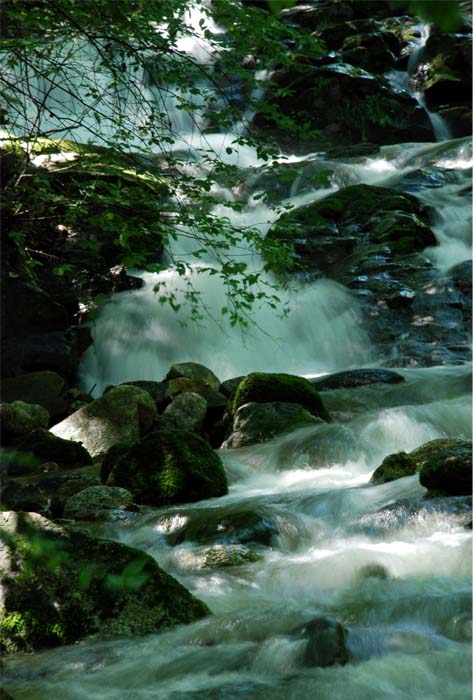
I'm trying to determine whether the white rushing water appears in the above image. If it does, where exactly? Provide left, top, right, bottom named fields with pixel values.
left=2, top=5, right=472, bottom=700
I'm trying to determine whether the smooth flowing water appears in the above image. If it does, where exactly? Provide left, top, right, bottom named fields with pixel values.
left=3, top=7, right=472, bottom=700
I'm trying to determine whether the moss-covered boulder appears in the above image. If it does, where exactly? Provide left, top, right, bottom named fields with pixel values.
left=50, top=385, right=157, bottom=457
left=0, top=402, right=49, bottom=444
left=165, top=377, right=227, bottom=408
left=224, top=401, right=321, bottom=448
left=18, top=429, right=92, bottom=467
left=370, top=451, right=416, bottom=484
left=202, top=544, right=261, bottom=569
left=233, top=373, right=330, bottom=421
left=0, top=511, right=209, bottom=654
left=106, top=430, right=227, bottom=506
left=419, top=440, right=472, bottom=496
left=0, top=371, right=67, bottom=418
left=63, top=486, right=133, bottom=520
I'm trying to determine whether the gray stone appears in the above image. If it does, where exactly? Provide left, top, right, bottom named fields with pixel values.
left=50, top=385, right=157, bottom=457
left=166, top=362, right=221, bottom=391
left=161, top=392, right=207, bottom=433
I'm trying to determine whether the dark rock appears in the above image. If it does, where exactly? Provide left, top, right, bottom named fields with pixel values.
left=219, top=376, right=246, bottom=400
left=2, top=327, right=92, bottom=379
left=50, top=385, right=157, bottom=457
left=166, top=362, right=221, bottom=391
left=0, top=402, right=49, bottom=444
left=165, top=506, right=278, bottom=547
left=254, top=62, right=432, bottom=148
left=51, top=473, right=102, bottom=516
left=223, top=401, right=320, bottom=448
left=0, top=450, right=42, bottom=477
left=109, top=266, right=145, bottom=292
left=18, top=429, right=93, bottom=467
left=1, top=483, right=51, bottom=516
left=0, top=371, right=67, bottom=418
left=301, top=617, right=349, bottom=668
left=3, top=280, right=68, bottom=337
left=419, top=441, right=472, bottom=496
left=233, top=373, right=330, bottom=421
left=63, top=485, right=133, bottom=520
left=324, top=143, right=380, bottom=159
left=0, top=511, right=209, bottom=654
left=106, top=429, right=228, bottom=506
left=313, top=368, right=404, bottom=390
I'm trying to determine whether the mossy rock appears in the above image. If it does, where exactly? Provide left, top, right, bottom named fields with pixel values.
left=233, top=373, right=330, bottom=421
left=18, top=429, right=92, bottom=467
left=224, top=401, right=321, bottom=448
left=1, top=372, right=67, bottom=418
left=165, top=362, right=221, bottom=392
left=106, top=429, right=228, bottom=506
left=370, top=451, right=416, bottom=484
left=63, top=486, right=133, bottom=521
left=0, top=401, right=49, bottom=444
left=0, top=511, right=209, bottom=654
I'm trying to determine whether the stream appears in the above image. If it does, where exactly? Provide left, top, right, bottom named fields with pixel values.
left=2, top=4, right=472, bottom=699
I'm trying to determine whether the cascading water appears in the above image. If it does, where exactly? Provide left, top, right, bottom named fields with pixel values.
left=2, top=4, right=472, bottom=700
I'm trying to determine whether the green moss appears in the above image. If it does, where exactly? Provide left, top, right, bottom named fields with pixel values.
left=233, top=373, right=330, bottom=421
left=370, top=451, right=417, bottom=485
left=107, top=429, right=228, bottom=505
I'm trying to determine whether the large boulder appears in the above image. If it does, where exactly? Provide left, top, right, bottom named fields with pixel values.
left=106, top=429, right=228, bottom=506
left=419, top=441, right=472, bottom=496
left=0, top=402, right=49, bottom=444
left=0, top=371, right=67, bottom=418
left=165, top=362, right=221, bottom=392
left=371, top=438, right=472, bottom=493
left=63, top=486, right=133, bottom=520
left=160, top=392, right=207, bottom=434
left=50, top=385, right=157, bottom=457
left=0, top=511, right=209, bottom=654
left=223, top=401, right=320, bottom=448
left=233, top=373, right=330, bottom=421
left=18, top=429, right=92, bottom=467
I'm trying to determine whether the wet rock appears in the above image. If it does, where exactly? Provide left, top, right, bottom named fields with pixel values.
left=1, top=483, right=51, bottom=516
left=165, top=506, right=279, bottom=547
left=301, top=617, right=349, bottom=668
left=0, top=371, right=67, bottom=418
left=105, top=380, right=168, bottom=409
left=0, top=511, right=209, bottom=654
left=166, top=362, right=221, bottom=392
left=233, top=373, right=330, bottom=421
left=0, top=402, right=49, bottom=444
left=254, top=61, right=432, bottom=148
left=63, top=486, right=133, bottom=520
left=18, top=429, right=93, bottom=467
left=160, top=392, right=207, bottom=433
left=276, top=423, right=363, bottom=469
left=371, top=451, right=416, bottom=484
left=413, top=32, right=472, bottom=126
left=358, top=563, right=389, bottom=579
left=224, top=401, right=320, bottom=448
left=313, top=368, right=404, bottom=390
left=109, top=266, right=145, bottom=292
left=202, top=544, right=262, bottom=569
left=106, top=429, right=227, bottom=506
left=50, top=385, right=157, bottom=457
left=419, top=440, right=472, bottom=496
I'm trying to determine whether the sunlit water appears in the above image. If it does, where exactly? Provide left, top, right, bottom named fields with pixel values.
left=2, top=7, right=472, bottom=700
